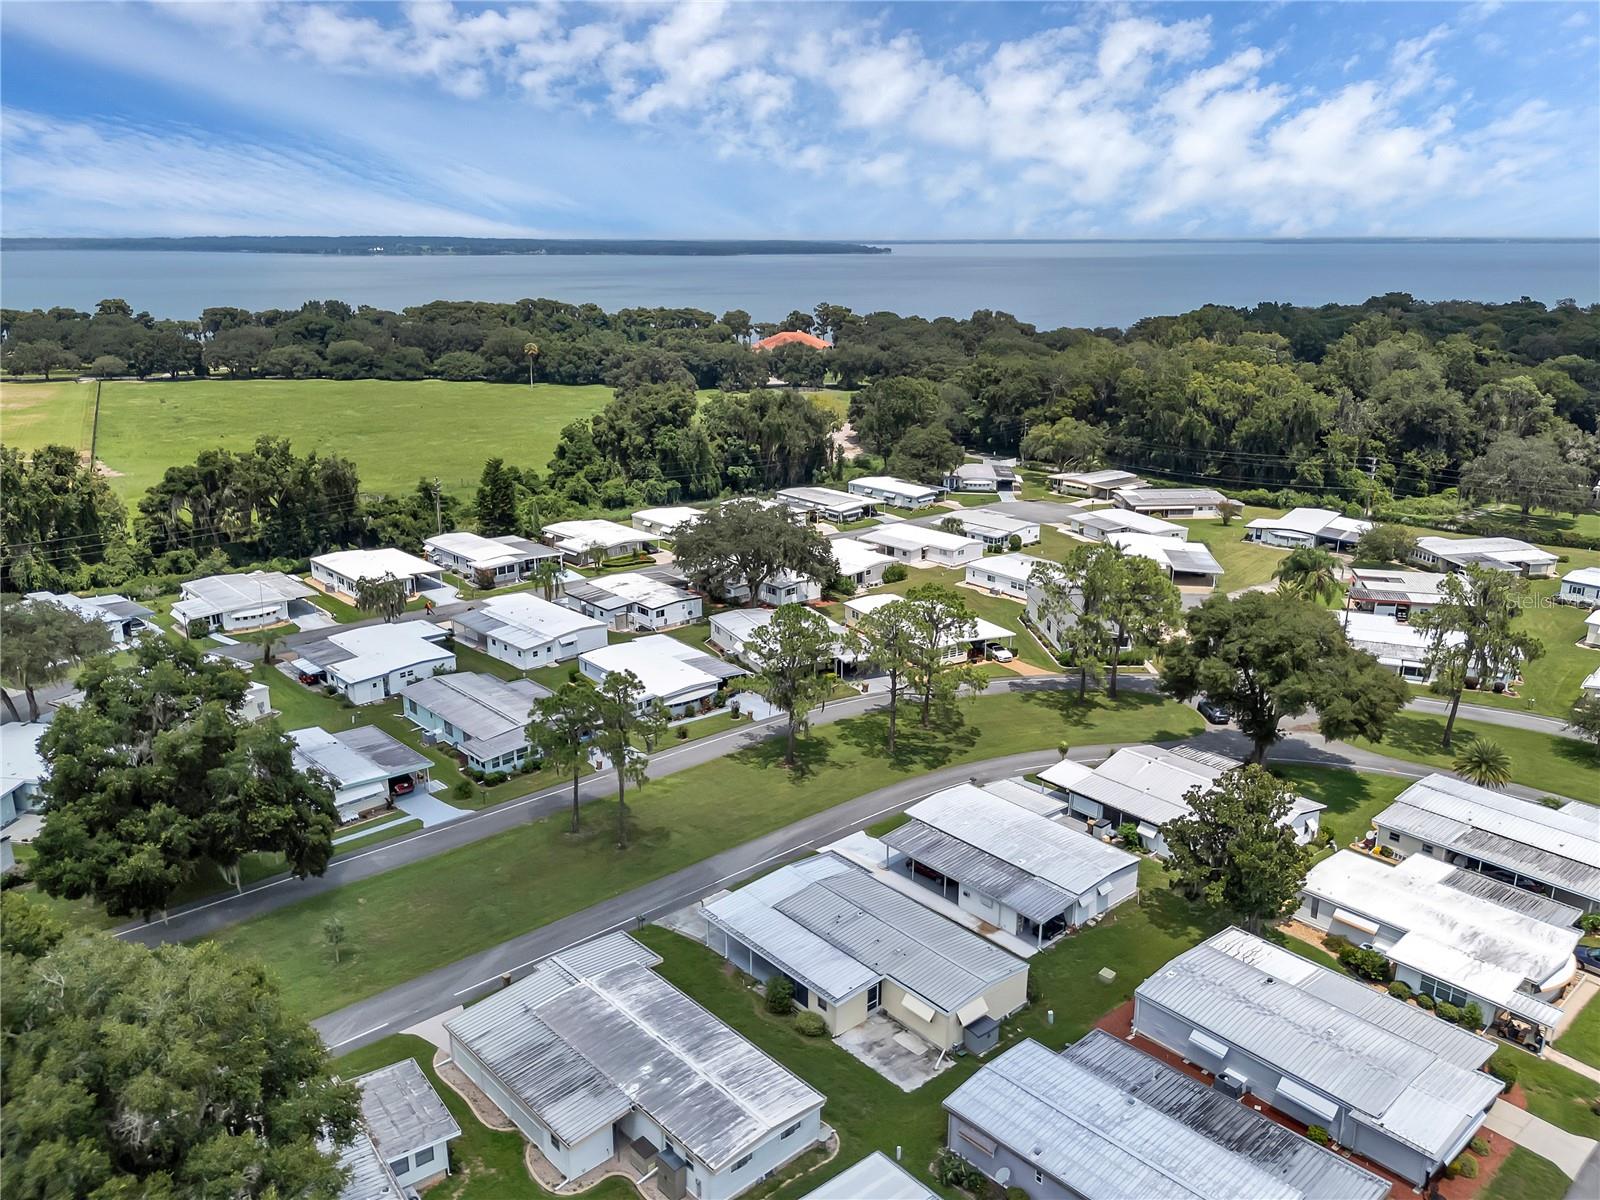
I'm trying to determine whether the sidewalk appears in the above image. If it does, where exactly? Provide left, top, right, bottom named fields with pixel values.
left=1544, top=1047, right=1600, bottom=1087
left=1484, top=1099, right=1598, bottom=1178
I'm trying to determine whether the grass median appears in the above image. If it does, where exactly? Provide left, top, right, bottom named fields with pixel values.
left=202, top=690, right=1204, bottom=1018
left=1350, top=713, right=1599, bottom=803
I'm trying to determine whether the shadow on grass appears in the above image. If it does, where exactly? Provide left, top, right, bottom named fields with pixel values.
left=1013, top=684, right=1198, bottom=740
left=830, top=707, right=981, bottom=772
left=1553, top=736, right=1600, bottom=774
left=727, top=731, right=837, bottom=778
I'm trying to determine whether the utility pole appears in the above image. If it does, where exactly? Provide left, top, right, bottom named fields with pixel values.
left=432, top=477, right=443, bottom=534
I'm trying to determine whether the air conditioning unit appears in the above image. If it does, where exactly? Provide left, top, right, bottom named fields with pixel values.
left=1213, top=1073, right=1247, bottom=1100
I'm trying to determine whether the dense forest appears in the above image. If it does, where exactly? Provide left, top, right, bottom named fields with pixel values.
left=3, top=293, right=1597, bottom=597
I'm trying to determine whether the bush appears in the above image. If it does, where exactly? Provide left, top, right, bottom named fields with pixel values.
left=1416, top=992, right=1436, bottom=1011
left=1007, top=534, right=1023, bottom=552
left=1305, top=1125, right=1331, bottom=1146
left=1448, top=1155, right=1478, bottom=1180
left=1459, top=1002, right=1484, bottom=1028
left=794, top=1012, right=827, bottom=1037
left=883, top=563, right=909, bottom=583
left=1322, top=933, right=1354, bottom=956
left=1026, top=973, right=1042, bottom=1005
left=1489, top=1051, right=1519, bottom=1085
left=1580, top=913, right=1600, bottom=936
left=1469, top=1137, right=1490, bottom=1157
left=1337, top=945, right=1389, bottom=981
left=934, top=1151, right=987, bottom=1193
left=764, top=977, right=795, bottom=1015
left=1116, top=821, right=1143, bottom=849
left=1436, top=1001, right=1461, bottom=1023
left=452, top=779, right=474, bottom=801
left=676, top=726, right=688, bottom=739
left=567, top=666, right=581, bottom=682
left=1387, top=980, right=1412, bottom=1001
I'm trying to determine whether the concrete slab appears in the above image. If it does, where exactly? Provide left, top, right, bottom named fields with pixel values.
left=394, top=792, right=469, bottom=828
left=654, top=901, right=709, bottom=943
left=401, top=1004, right=463, bottom=1054
left=291, top=608, right=336, bottom=631
left=1484, top=1099, right=1598, bottom=1178
left=835, top=1012, right=954, bottom=1092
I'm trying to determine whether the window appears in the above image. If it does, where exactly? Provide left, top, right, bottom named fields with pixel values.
left=414, top=1146, right=435, bottom=1166
left=959, top=1128, right=997, bottom=1157
left=816, top=998, right=828, bottom=1013
left=781, top=1122, right=801, bottom=1140
left=1035, top=1170, right=1045, bottom=1185
left=1387, top=831, right=1400, bottom=844
left=732, top=1154, right=753, bottom=1172
left=1418, top=974, right=1471, bottom=1007
left=389, top=1157, right=409, bottom=1175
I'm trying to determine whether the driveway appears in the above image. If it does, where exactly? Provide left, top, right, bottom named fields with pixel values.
left=394, top=792, right=471, bottom=828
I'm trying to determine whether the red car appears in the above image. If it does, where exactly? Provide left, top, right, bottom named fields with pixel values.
left=390, top=778, right=415, bottom=797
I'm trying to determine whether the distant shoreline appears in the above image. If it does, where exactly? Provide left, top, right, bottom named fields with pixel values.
left=0, top=236, right=893, bottom=257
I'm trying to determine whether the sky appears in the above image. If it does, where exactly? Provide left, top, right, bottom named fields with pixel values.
left=2, top=1, right=1596, bottom=240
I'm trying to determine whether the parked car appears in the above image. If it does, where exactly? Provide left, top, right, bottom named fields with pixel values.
left=1197, top=698, right=1231, bottom=725
left=987, top=644, right=1015, bottom=663
left=390, top=777, right=415, bottom=797
left=297, top=671, right=321, bottom=685
left=1575, top=945, right=1600, bottom=975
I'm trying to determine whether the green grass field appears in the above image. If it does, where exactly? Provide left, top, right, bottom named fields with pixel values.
left=1493, top=1048, right=1600, bottom=1139
left=0, top=378, right=612, bottom=497
left=202, top=691, right=1203, bottom=1018
left=1554, top=988, right=1600, bottom=1070
left=1481, top=1147, right=1570, bottom=1200
left=1349, top=713, right=1599, bottom=802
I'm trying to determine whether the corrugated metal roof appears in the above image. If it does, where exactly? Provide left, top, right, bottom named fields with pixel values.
left=800, top=1152, right=937, bottom=1200
left=402, top=672, right=545, bottom=751
left=705, top=886, right=881, bottom=1003
left=904, top=784, right=1137, bottom=898
left=1441, top=868, right=1583, bottom=927
left=338, top=724, right=433, bottom=776
left=541, top=962, right=823, bottom=1171
left=354, top=1058, right=461, bottom=1157
left=550, top=929, right=663, bottom=978
left=1374, top=774, right=1600, bottom=899
left=177, top=570, right=314, bottom=617
left=333, top=1131, right=404, bottom=1200
left=979, top=778, right=1067, bottom=817
left=944, top=1039, right=1298, bottom=1200
left=1115, top=487, right=1225, bottom=507
left=1136, top=928, right=1497, bottom=1157
left=776, top=866, right=1025, bottom=1013
left=1061, top=1031, right=1391, bottom=1200
left=883, top=820, right=1076, bottom=922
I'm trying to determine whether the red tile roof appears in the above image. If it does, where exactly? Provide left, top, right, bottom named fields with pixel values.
left=751, top=330, right=830, bottom=351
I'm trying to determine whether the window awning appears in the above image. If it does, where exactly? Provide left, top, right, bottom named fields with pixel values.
left=1187, top=1028, right=1230, bottom=1060
left=956, top=997, right=989, bottom=1027
left=1096, top=880, right=1115, bottom=895
left=901, top=994, right=937, bottom=1023
left=1136, top=822, right=1158, bottom=839
left=1276, top=1076, right=1339, bottom=1123
left=1330, top=907, right=1379, bottom=936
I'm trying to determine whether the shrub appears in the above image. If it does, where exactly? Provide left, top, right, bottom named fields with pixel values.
left=1337, top=945, right=1389, bottom=982
left=1007, top=534, right=1023, bottom=552
left=1459, top=1002, right=1484, bottom=1028
left=794, top=1012, right=827, bottom=1037
left=764, top=977, right=795, bottom=1015
left=1116, top=822, right=1143, bottom=849
left=1387, top=980, right=1412, bottom=1001
left=1436, top=1001, right=1461, bottom=1023
left=1323, top=933, right=1354, bottom=956
left=1305, top=1125, right=1331, bottom=1146
left=567, top=666, right=581, bottom=682
left=1580, top=913, right=1600, bottom=936
left=1448, top=1155, right=1478, bottom=1180
left=452, top=779, right=473, bottom=801
left=934, top=1151, right=987, bottom=1193
left=676, top=725, right=688, bottom=739
left=1026, top=974, right=1042, bottom=1005
left=1489, top=1052, right=1519, bottom=1085
left=883, top=563, right=909, bottom=583
left=1416, top=992, right=1436, bottom=1011
left=1469, top=1137, right=1490, bottom=1157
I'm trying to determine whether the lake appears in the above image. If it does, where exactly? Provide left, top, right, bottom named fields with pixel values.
left=3, top=240, right=1596, bottom=329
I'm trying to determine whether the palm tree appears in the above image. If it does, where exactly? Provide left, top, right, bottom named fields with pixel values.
left=1274, top=547, right=1341, bottom=605
left=523, top=341, right=540, bottom=386
left=1217, top=499, right=1243, bottom=527
left=529, top=556, right=565, bottom=601
left=1453, top=737, right=1512, bottom=789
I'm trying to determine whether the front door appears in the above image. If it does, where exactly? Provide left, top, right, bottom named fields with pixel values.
left=867, top=983, right=881, bottom=1011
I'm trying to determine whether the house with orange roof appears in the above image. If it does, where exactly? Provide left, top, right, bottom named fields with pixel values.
left=751, top=330, right=830, bottom=351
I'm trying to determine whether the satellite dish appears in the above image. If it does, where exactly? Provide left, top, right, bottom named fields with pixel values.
left=995, top=1168, right=1011, bottom=1186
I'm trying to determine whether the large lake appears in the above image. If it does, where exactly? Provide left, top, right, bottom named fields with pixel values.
left=3, top=241, right=1596, bottom=328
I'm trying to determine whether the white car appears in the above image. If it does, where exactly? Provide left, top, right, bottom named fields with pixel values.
left=987, top=644, right=1015, bottom=662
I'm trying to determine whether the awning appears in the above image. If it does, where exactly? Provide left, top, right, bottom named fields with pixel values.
left=901, top=994, right=937, bottom=1023
left=1187, top=1029, right=1230, bottom=1060
left=1276, top=1076, right=1339, bottom=1123
left=1096, top=880, right=1115, bottom=896
left=1136, top=822, right=1158, bottom=840
left=956, top=997, right=989, bottom=1027
left=290, top=658, right=323, bottom=675
left=1500, top=991, right=1564, bottom=1028
left=1330, top=907, right=1380, bottom=936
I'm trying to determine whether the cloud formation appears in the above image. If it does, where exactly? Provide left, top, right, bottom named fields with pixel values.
left=2, top=1, right=1594, bottom=237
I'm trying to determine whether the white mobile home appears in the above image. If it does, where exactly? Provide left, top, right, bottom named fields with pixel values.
left=1111, top=487, right=1224, bottom=519
left=858, top=524, right=983, bottom=567
left=1106, top=531, right=1224, bottom=589
left=1048, top=468, right=1144, bottom=499
left=631, top=506, right=705, bottom=538
left=578, top=635, right=745, bottom=716
left=830, top=537, right=895, bottom=590
left=847, top=476, right=940, bottom=509
left=423, top=531, right=560, bottom=588
left=171, top=571, right=317, bottom=634
left=964, top=552, right=1046, bottom=600
left=843, top=593, right=1015, bottom=660
left=704, top=854, right=1029, bottom=1052
left=709, top=607, right=856, bottom=673
left=310, top=548, right=446, bottom=602
left=24, top=591, right=154, bottom=644
left=290, top=622, right=454, bottom=705
left=952, top=510, right=1040, bottom=549
left=1, top=722, right=48, bottom=834
left=777, top=486, right=876, bottom=523
left=447, top=932, right=826, bottom=1200
left=451, top=593, right=607, bottom=668
left=562, top=569, right=702, bottom=631
left=347, top=1059, right=460, bottom=1195
left=885, top=783, right=1139, bottom=946
left=1298, top=851, right=1579, bottom=1035
left=1345, top=568, right=1447, bottom=621
left=289, top=725, right=433, bottom=822
left=1062, top=507, right=1187, bottom=542
left=1339, top=610, right=1467, bottom=681
left=542, top=518, right=650, bottom=562
left=1133, top=928, right=1501, bottom=1187
left=945, top=461, right=1018, bottom=496
left=1244, top=507, right=1371, bottom=551
left=1412, top=536, right=1559, bottom=578
left=1558, top=566, right=1600, bottom=607
left=402, top=671, right=546, bottom=774
left=1039, top=744, right=1324, bottom=854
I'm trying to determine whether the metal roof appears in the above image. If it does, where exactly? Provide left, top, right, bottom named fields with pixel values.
left=354, top=1058, right=461, bottom=1158
left=550, top=929, right=663, bottom=978
left=1107, top=532, right=1224, bottom=577
left=884, top=820, right=1076, bottom=922
left=775, top=865, right=1025, bottom=1013
left=1050, top=468, right=1142, bottom=487
left=899, top=784, right=1138, bottom=898
left=425, top=530, right=558, bottom=569
left=1245, top=508, right=1371, bottom=539
left=458, top=592, right=604, bottom=651
left=295, top=622, right=452, bottom=685
left=944, top=1039, right=1299, bottom=1200
left=800, top=1152, right=937, bottom=1200
left=966, top=552, right=1045, bottom=586
left=778, top=486, right=871, bottom=509
left=1136, top=929, right=1499, bottom=1157
left=951, top=462, right=1015, bottom=482
left=1114, top=487, right=1225, bottom=508
left=1373, top=774, right=1600, bottom=899
left=1067, top=508, right=1186, bottom=537
left=340, top=724, right=433, bottom=776
left=290, top=725, right=428, bottom=788
left=332, top=1132, right=404, bottom=1200
left=1060, top=1031, right=1392, bottom=1200
left=26, top=590, right=155, bottom=625
left=1416, top=536, right=1558, bottom=569
left=957, top=510, right=1037, bottom=535
left=312, top=547, right=439, bottom=582
left=1440, top=868, right=1583, bottom=927
left=860, top=525, right=980, bottom=553
left=1347, top=569, right=1448, bottom=606
left=543, top=519, right=642, bottom=551
left=979, top=778, right=1067, bottom=817
left=176, top=570, right=314, bottom=617
left=579, top=635, right=742, bottom=704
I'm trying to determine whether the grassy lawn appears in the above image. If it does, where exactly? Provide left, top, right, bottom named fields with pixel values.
left=1494, top=1049, right=1600, bottom=1139
left=1480, top=1147, right=1570, bottom=1200
left=1270, top=766, right=1412, bottom=853
left=870, top=564, right=1059, bottom=671
left=202, top=691, right=1203, bottom=1018
left=1554, top=988, right=1600, bottom=1070
left=1182, top=509, right=1292, bottom=591
left=0, top=378, right=613, bottom=498
left=335, top=1034, right=636, bottom=1200
left=1349, top=713, right=1600, bottom=802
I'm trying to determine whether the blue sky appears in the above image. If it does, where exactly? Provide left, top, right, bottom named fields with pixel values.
left=3, top=1, right=1596, bottom=238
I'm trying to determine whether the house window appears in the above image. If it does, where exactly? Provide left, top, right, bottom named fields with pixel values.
left=781, top=1122, right=801, bottom=1140
left=1387, top=831, right=1400, bottom=843
left=732, top=1154, right=753, bottom=1172
left=1418, top=974, right=1471, bottom=1007
left=389, top=1157, right=409, bottom=1175
left=816, top=997, right=828, bottom=1013
left=414, top=1146, right=435, bottom=1166
left=1035, top=1169, right=1045, bottom=1185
